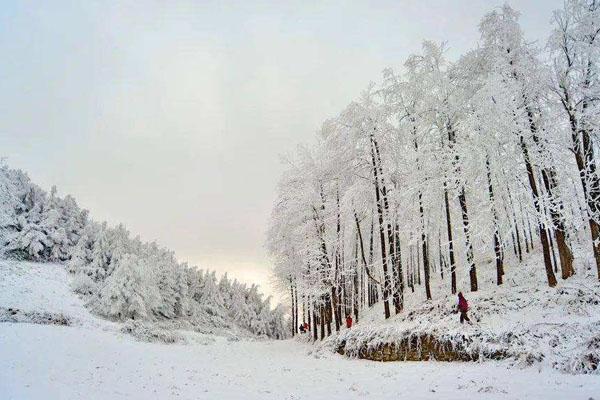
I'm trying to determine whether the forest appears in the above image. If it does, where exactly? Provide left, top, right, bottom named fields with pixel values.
left=0, top=164, right=288, bottom=339
left=267, top=1, right=600, bottom=339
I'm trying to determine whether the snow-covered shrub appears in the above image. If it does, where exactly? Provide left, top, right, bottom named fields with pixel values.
left=71, top=272, right=97, bottom=296
left=0, top=165, right=88, bottom=261
left=562, top=332, right=600, bottom=374
left=92, top=253, right=161, bottom=320
left=121, top=321, right=186, bottom=344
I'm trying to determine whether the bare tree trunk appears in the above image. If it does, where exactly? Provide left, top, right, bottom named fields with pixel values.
left=520, top=135, right=558, bottom=287
left=562, top=74, right=600, bottom=279
left=412, top=122, right=431, bottom=300
left=444, top=182, right=457, bottom=294
left=329, top=191, right=342, bottom=332
left=367, top=218, right=372, bottom=307
left=394, top=223, right=404, bottom=308
left=294, top=282, right=299, bottom=335
left=370, top=133, right=391, bottom=318
left=353, top=235, right=360, bottom=322
left=302, top=296, right=306, bottom=325
left=373, top=136, right=402, bottom=314
left=547, top=228, right=558, bottom=273
left=354, top=212, right=382, bottom=286
left=312, top=303, right=318, bottom=341
left=319, top=303, right=325, bottom=340
left=532, top=113, right=575, bottom=279
left=307, top=299, right=312, bottom=338
left=458, top=188, right=477, bottom=291
left=290, top=282, right=295, bottom=337
left=409, top=244, right=415, bottom=293
left=506, top=183, right=524, bottom=260
left=416, top=238, right=421, bottom=286
left=438, top=232, right=444, bottom=280
left=325, top=294, right=332, bottom=337
left=521, top=215, right=529, bottom=255
left=447, top=123, right=477, bottom=291
left=527, top=215, right=535, bottom=251
left=419, top=192, right=432, bottom=299
left=486, top=158, right=504, bottom=285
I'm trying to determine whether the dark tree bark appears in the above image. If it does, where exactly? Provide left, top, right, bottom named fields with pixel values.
left=372, top=134, right=402, bottom=314
left=312, top=303, right=318, bottom=341
left=290, top=282, right=296, bottom=337
left=560, top=64, right=600, bottom=279
left=394, top=224, right=404, bottom=306
left=458, top=187, right=478, bottom=292
left=369, top=132, right=391, bottom=318
left=294, top=282, right=299, bottom=335
left=438, top=232, right=445, bottom=280
left=419, top=192, right=432, bottom=299
left=319, top=303, right=325, bottom=340
left=447, top=122, right=477, bottom=292
left=486, top=158, right=504, bottom=285
left=353, top=233, right=360, bottom=322
left=444, top=182, right=457, bottom=294
left=519, top=135, right=558, bottom=287
left=547, top=228, right=559, bottom=273
left=412, top=121, right=431, bottom=300
left=506, top=183, right=524, bottom=260
left=530, top=110, right=575, bottom=280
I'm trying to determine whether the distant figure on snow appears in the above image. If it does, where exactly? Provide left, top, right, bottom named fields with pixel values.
left=299, top=324, right=305, bottom=333
left=303, top=322, right=309, bottom=332
left=345, top=315, right=353, bottom=329
left=457, top=292, right=471, bottom=324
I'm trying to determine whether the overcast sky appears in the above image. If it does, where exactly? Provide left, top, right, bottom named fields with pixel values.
left=0, top=0, right=563, bottom=299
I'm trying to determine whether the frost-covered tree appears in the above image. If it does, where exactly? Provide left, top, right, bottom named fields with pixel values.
left=0, top=163, right=288, bottom=339
left=93, top=253, right=161, bottom=320
left=268, top=2, right=600, bottom=339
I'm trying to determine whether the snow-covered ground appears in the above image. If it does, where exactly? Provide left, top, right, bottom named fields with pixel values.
left=1, top=260, right=600, bottom=400
left=322, top=247, right=600, bottom=373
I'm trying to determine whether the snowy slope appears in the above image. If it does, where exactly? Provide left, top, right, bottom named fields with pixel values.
left=326, top=250, right=600, bottom=374
left=2, top=260, right=600, bottom=399
left=0, top=260, right=116, bottom=330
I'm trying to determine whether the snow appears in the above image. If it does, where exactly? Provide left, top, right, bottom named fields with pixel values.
left=0, top=260, right=111, bottom=329
left=3, top=323, right=600, bottom=400
left=2, top=260, right=600, bottom=399
left=327, top=249, right=600, bottom=373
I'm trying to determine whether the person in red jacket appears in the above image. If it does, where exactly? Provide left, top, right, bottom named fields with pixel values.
left=345, top=315, right=353, bottom=329
left=457, top=292, right=471, bottom=324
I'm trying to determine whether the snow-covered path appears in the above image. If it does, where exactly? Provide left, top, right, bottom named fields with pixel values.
left=1, top=260, right=599, bottom=399
left=2, top=322, right=599, bottom=400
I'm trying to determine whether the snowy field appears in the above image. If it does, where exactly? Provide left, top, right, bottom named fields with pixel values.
left=1, top=261, right=600, bottom=400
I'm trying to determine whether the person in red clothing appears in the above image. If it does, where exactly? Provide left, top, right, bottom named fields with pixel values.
left=457, top=292, right=471, bottom=324
left=345, top=315, right=353, bottom=329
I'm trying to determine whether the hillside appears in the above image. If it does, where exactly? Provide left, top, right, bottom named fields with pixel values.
left=0, top=164, right=286, bottom=339
left=326, top=251, right=600, bottom=374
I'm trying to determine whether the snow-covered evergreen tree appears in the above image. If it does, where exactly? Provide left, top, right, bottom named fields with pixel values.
left=93, top=253, right=160, bottom=320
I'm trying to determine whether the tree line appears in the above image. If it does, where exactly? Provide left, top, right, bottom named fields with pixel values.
left=267, top=1, right=600, bottom=339
left=0, top=164, right=287, bottom=338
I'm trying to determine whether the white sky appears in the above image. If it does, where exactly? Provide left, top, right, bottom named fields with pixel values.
left=0, top=0, right=563, bottom=300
